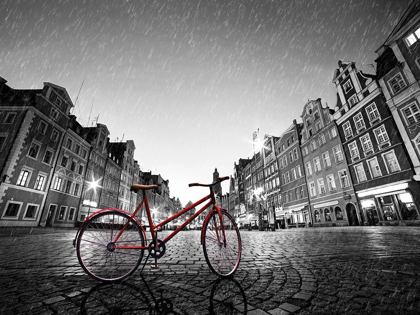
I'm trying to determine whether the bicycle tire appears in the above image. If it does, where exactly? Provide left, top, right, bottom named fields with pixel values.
left=203, top=210, right=241, bottom=277
left=76, top=210, right=145, bottom=282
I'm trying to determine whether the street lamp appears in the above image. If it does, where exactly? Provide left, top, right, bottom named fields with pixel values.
left=84, top=177, right=101, bottom=218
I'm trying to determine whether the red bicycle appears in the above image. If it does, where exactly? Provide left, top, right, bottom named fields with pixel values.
left=73, top=176, right=241, bottom=282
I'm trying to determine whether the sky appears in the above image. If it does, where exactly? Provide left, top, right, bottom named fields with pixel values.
left=0, top=0, right=412, bottom=205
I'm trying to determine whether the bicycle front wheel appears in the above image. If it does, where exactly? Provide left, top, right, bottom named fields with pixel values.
left=76, top=210, right=145, bottom=282
left=203, top=210, right=241, bottom=277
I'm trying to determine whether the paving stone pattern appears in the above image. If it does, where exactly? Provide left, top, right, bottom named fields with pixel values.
left=0, top=226, right=420, bottom=314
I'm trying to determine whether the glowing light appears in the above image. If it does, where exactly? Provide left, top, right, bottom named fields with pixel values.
left=87, top=176, right=102, bottom=192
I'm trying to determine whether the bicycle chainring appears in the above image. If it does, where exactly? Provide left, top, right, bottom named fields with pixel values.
left=148, top=239, right=166, bottom=259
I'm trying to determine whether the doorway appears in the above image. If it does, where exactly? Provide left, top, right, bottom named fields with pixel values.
left=46, top=204, right=57, bottom=227
left=346, top=203, right=359, bottom=226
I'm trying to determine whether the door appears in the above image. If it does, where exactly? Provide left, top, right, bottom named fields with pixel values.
left=346, top=203, right=359, bottom=226
left=46, top=205, right=57, bottom=227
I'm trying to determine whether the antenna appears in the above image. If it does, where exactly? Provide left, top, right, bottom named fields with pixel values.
left=121, top=134, right=125, bottom=142
left=72, top=77, right=85, bottom=116
left=88, top=97, right=95, bottom=127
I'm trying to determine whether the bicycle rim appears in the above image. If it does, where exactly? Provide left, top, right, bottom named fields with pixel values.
left=203, top=210, right=241, bottom=277
left=76, top=210, right=145, bottom=282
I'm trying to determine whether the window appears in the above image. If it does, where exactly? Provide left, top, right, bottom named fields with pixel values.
left=4, top=112, right=17, bottom=124
left=383, top=151, right=401, bottom=173
left=53, top=177, right=63, bottom=190
left=310, top=140, right=317, bottom=151
left=318, top=134, right=326, bottom=146
left=302, top=146, right=309, bottom=156
left=313, top=157, right=321, bottom=172
left=353, top=113, right=366, bottom=131
left=38, top=121, right=48, bottom=134
left=360, top=134, right=374, bottom=153
left=374, top=125, right=390, bottom=146
left=282, top=174, right=286, bottom=184
left=61, top=155, right=68, bottom=167
left=50, top=108, right=59, bottom=120
left=68, top=207, right=76, bottom=221
left=293, top=148, right=298, bottom=160
left=388, top=73, right=407, bottom=94
left=314, top=210, right=320, bottom=222
left=291, top=168, right=296, bottom=181
left=305, top=162, right=313, bottom=176
left=343, top=80, right=353, bottom=93
left=338, top=170, right=350, bottom=188
left=289, top=151, right=294, bottom=163
left=349, top=95, right=358, bottom=107
left=285, top=172, right=290, bottom=183
left=3, top=201, right=22, bottom=218
left=51, top=129, right=59, bottom=142
left=332, top=145, right=344, bottom=163
left=65, top=181, right=72, bottom=194
left=28, top=142, right=41, bottom=159
left=58, top=206, right=67, bottom=220
left=335, top=207, right=344, bottom=220
left=323, top=209, right=332, bottom=222
left=66, top=138, right=73, bottom=150
left=309, top=182, right=316, bottom=197
left=402, top=102, right=420, bottom=125
left=326, top=174, right=336, bottom=191
left=367, top=157, right=382, bottom=178
left=17, top=169, right=30, bottom=186
left=43, top=150, right=53, bottom=164
left=354, top=163, right=367, bottom=182
left=75, top=144, right=81, bottom=155
left=70, top=161, right=76, bottom=172
left=322, top=152, right=332, bottom=168
left=82, top=149, right=88, bottom=159
left=296, top=165, right=302, bottom=178
left=0, top=134, right=7, bottom=151
left=348, top=141, right=359, bottom=160
left=366, top=103, right=380, bottom=123
left=317, top=178, right=326, bottom=195
left=405, top=26, right=420, bottom=46
left=343, top=121, right=353, bottom=138
left=23, top=204, right=39, bottom=219
left=329, top=127, right=338, bottom=139
left=316, top=121, right=322, bottom=132
left=35, top=174, right=46, bottom=190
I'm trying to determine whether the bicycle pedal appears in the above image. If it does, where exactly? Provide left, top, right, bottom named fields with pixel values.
left=150, top=264, right=160, bottom=270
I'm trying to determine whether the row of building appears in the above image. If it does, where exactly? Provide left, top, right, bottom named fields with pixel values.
left=222, top=1, right=420, bottom=229
left=0, top=78, right=182, bottom=227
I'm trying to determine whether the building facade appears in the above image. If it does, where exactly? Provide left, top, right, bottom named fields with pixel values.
left=301, top=99, right=355, bottom=227
left=333, top=60, right=420, bottom=225
left=277, top=120, right=309, bottom=228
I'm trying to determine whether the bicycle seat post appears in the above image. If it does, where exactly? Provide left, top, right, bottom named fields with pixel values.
left=151, top=229, right=160, bottom=270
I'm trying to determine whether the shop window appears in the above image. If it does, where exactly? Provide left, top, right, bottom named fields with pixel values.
left=68, top=207, right=76, bottom=221
left=379, top=196, right=398, bottom=221
left=398, top=193, right=420, bottom=220
left=314, top=210, right=320, bottom=222
left=58, top=206, right=67, bottom=221
left=324, top=208, right=331, bottom=221
left=335, top=207, right=343, bottom=220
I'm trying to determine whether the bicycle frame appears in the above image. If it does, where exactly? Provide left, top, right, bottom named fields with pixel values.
left=113, top=185, right=226, bottom=251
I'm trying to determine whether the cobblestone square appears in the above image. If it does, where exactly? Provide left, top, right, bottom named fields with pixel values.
left=1, top=226, right=420, bottom=314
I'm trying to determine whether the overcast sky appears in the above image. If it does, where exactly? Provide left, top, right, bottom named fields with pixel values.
left=1, top=0, right=411, bottom=205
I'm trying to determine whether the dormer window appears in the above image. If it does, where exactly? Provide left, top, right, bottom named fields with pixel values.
left=405, top=27, right=420, bottom=47
left=343, top=80, right=353, bottom=93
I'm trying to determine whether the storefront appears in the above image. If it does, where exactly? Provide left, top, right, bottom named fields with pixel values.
left=284, top=203, right=307, bottom=228
left=311, top=199, right=352, bottom=227
left=357, top=182, right=420, bottom=225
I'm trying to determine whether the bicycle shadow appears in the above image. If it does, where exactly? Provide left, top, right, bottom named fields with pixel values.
left=79, top=276, right=247, bottom=314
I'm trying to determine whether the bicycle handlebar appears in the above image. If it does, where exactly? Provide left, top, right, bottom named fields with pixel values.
left=188, top=176, right=230, bottom=187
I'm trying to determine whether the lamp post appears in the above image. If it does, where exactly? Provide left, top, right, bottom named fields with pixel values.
left=83, top=177, right=101, bottom=219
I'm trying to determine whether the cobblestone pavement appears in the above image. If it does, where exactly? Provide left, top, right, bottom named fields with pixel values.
left=1, top=226, right=420, bottom=314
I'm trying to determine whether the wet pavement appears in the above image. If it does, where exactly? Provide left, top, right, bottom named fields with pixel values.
left=1, top=226, right=420, bottom=314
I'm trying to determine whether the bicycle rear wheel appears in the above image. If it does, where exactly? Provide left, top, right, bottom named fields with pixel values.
left=203, top=210, right=241, bottom=277
left=76, top=210, right=145, bottom=282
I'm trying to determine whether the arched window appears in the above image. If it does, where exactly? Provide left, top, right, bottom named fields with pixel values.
left=325, top=208, right=331, bottom=221
left=335, top=207, right=343, bottom=220
left=314, top=210, right=320, bottom=222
